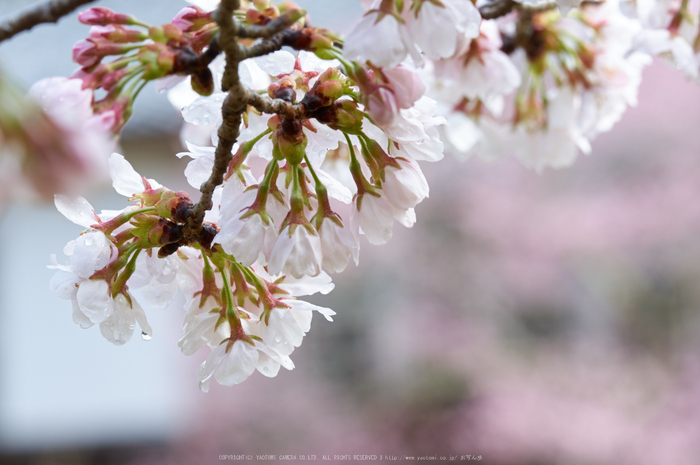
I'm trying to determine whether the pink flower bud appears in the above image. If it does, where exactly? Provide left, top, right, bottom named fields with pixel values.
left=89, top=25, right=144, bottom=43
left=78, top=7, right=134, bottom=26
left=102, top=67, right=129, bottom=91
left=367, top=88, right=398, bottom=126
left=72, top=39, right=98, bottom=67
left=172, top=6, right=212, bottom=32
left=70, top=64, right=108, bottom=89
left=72, top=38, right=132, bottom=68
left=162, top=24, right=183, bottom=42
left=96, top=95, right=132, bottom=134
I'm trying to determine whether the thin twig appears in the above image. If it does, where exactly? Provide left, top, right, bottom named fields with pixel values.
left=479, top=0, right=559, bottom=19
left=245, top=90, right=305, bottom=120
left=516, top=1, right=559, bottom=13
left=237, top=13, right=303, bottom=39
left=242, top=29, right=294, bottom=59
left=0, top=0, right=96, bottom=43
left=479, top=0, right=516, bottom=19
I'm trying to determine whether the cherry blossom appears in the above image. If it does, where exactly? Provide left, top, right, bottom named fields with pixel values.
left=344, top=0, right=481, bottom=67
left=35, top=0, right=700, bottom=392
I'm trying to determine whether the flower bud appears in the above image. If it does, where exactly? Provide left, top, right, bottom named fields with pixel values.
left=72, top=39, right=133, bottom=68
left=78, top=7, right=135, bottom=26
left=129, top=214, right=158, bottom=239
left=278, top=7, right=307, bottom=26
left=302, top=68, right=347, bottom=111
left=172, top=6, right=212, bottom=32
left=268, top=76, right=296, bottom=102
left=308, top=28, right=337, bottom=50
left=89, top=25, right=145, bottom=43
left=158, top=242, right=181, bottom=258
left=254, top=0, right=272, bottom=11
left=164, top=24, right=184, bottom=42
left=267, top=115, right=282, bottom=131
left=314, top=100, right=363, bottom=134
left=284, top=28, right=337, bottom=55
left=70, top=64, right=109, bottom=90
left=138, top=43, right=176, bottom=80
left=93, top=94, right=132, bottom=134
left=190, top=26, right=217, bottom=53
left=102, top=67, right=130, bottom=91
left=263, top=5, right=281, bottom=18
left=276, top=119, right=307, bottom=165
left=191, top=68, right=215, bottom=96
left=147, top=219, right=183, bottom=247
left=246, top=9, right=269, bottom=26
left=148, top=26, right=167, bottom=43
left=154, top=191, right=193, bottom=221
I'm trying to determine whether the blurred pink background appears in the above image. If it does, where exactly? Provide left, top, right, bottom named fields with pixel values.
left=126, top=61, right=700, bottom=464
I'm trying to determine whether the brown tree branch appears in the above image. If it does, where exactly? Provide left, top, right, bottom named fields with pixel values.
left=184, top=0, right=308, bottom=239
left=0, top=0, right=96, bottom=43
left=185, top=0, right=245, bottom=235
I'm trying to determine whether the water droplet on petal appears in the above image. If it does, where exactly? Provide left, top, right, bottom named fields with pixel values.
left=141, top=331, right=152, bottom=341
left=274, top=335, right=282, bottom=343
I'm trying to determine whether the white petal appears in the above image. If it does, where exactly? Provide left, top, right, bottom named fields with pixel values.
left=54, top=195, right=98, bottom=228
left=214, top=340, right=259, bottom=386
left=99, top=293, right=136, bottom=345
left=315, top=168, right=353, bottom=204
left=278, top=271, right=335, bottom=296
left=240, top=59, right=272, bottom=90
left=182, top=93, right=226, bottom=126
left=50, top=270, right=80, bottom=300
left=289, top=299, right=336, bottom=322
left=76, top=279, right=113, bottom=324
left=254, top=51, right=296, bottom=76
left=344, top=12, right=408, bottom=68
left=109, top=153, right=144, bottom=197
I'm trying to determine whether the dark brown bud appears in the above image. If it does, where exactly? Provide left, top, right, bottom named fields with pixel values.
left=158, top=242, right=181, bottom=258
left=199, top=224, right=219, bottom=250
left=268, top=76, right=296, bottom=102
left=191, top=68, right=214, bottom=96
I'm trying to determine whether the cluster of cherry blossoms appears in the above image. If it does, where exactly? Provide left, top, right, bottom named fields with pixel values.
left=48, top=0, right=438, bottom=390
left=28, top=0, right=700, bottom=390
left=346, top=0, right=700, bottom=170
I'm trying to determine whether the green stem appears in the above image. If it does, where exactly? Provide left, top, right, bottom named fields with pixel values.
left=344, top=132, right=375, bottom=197
left=255, top=159, right=279, bottom=213
left=240, top=264, right=266, bottom=293
left=343, top=132, right=361, bottom=171
left=330, top=48, right=353, bottom=73
left=99, top=207, right=155, bottom=236
left=230, top=127, right=273, bottom=174
left=244, top=127, right=273, bottom=150
left=111, top=248, right=141, bottom=298
left=220, top=267, right=241, bottom=333
left=107, top=55, right=140, bottom=70
left=303, top=154, right=321, bottom=185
